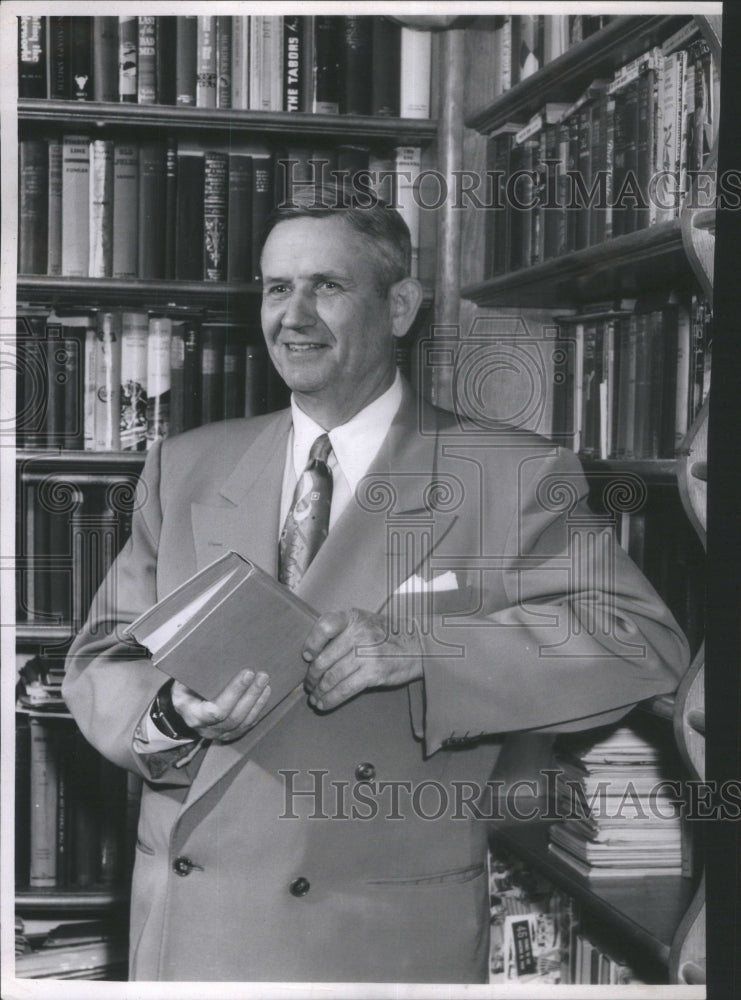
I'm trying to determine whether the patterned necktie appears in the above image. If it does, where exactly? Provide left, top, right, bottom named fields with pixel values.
left=279, top=433, right=333, bottom=589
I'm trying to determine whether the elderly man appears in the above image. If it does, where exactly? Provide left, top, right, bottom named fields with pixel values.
left=64, top=187, right=688, bottom=982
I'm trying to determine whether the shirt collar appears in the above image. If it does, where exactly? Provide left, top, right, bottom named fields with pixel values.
left=290, top=371, right=404, bottom=493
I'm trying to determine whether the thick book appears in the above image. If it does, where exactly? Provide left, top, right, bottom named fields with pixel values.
left=231, top=16, right=250, bottom=110
left=118, top=15, right=137, bottom=103
left=61, top=135, right=90, bottom=277
left=313, top=16, right=341, bottom=114
left=223, top=328, right=245, bottom=420
left=283, top=16, right=302, bottom=112
left=16, top=714, right=32, bottom=884
left=19, top=16, right=47, bottom=98
left=138, top=141, right=166, bottom=279
left=175, top=152, right=205, bottom=280
left=169, top=319, right=200, bottom=435
left=340, top=16, right=372, bottom=116
left=203, top=151, right=228, bottom=281
left=88, top=139, right=114, bottom=278
left=371, top=18, right=401, bottom=116
left=69, top=17, right=93, bottom=100
left=112, top=141, right=139, bottom=279
left=199, top=323, right=225, bottom=425
left=47, top=139, right=63, bottom=275
left=244, top=336, right=269, bottom=417
left=29, top=717, right=60, bottom=888
left=163, top=139, right=178, bottom=279
left=227, top=153, right=253, bottom=282
left=175, top=16, right=197, bottom=106
left=137, top=17, right=157, bottom=104
left=394, top=146, right=422, bottom=278
left=93, top=312, right=122, bottom=451
left=146, top=316, right=172, bottom=446
left=250, top=157, right=273, bottom=281
left=400, top=27, right=431, bottom=118
left=49, top=16, right=70, bottom=100
left=156, top=16, right=177, bottom=105
left=196, top=16, right=217, bottom=109
left=216, top=16, right=232, bottom=108
left=125, top=551, right=317, bottom=706
left=93, top=17, right=118, bottom=102
left=485, top=124, right=521, bottom=277
left=19, top=139, right=48, bottom=275
left=120, top=311, right=149, bottom=452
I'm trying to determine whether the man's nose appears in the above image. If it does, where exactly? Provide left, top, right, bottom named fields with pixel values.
left=280, top=287, right=318, bottom=329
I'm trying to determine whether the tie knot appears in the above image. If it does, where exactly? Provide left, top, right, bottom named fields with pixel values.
left=309, top=433, right=332, bottom=465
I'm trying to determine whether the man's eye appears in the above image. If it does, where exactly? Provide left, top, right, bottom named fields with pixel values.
left=265, top=284, right=288, bottom=296
left=318, top=280, right=340, bottom=292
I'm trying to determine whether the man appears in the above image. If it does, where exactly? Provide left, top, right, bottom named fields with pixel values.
left=64, top=187, right=688, bottom=983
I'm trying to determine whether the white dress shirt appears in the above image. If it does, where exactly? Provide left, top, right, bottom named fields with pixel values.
left=136, top=372, right=404, bottom=754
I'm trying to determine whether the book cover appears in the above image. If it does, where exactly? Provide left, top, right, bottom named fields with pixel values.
left=196, top=15, right=217, bottom=109
left=117, top=15, right=137, bottom=103
left=251, top=16, right=283, bottom=111
left=203, top=151, right=229, bottom=281
left=175, top=152, right=205, bottom=280
left=231, top=16, right=250, bottom=110
left=16, top=312, right=48, bottom=449
left=69, top=17, right=94, bottom=101
left=47, top=139, right=63, bottom=276
left=169, top=319, right=200, bottom=436
left=146, top=316, right=172, bottom=446
left=340, top=16, right=372, bottom=116
left=175, top=16, right=197, bottom=106
left=92, top=17, right=118, bottom=101
left=126, top=551, right=317, bottom=709
left=400, top=28, right=431, bottom=118
left=283, top=16, right=302, bottom=113
left=216, top=16, right=232, bottom=109
left=88, top=139, right=114, bottom=278
left=313, top=16, right=341, bottom=114
left=70, top=728, right=99, bottom=888
left=156, top=16, right=177, bottom=105
left=199, top=323, right=225, bottom=425
left=112, top=141, right=139, bottom=279
left=93, top=312, right=122, bottom=451
left=227, top=153, right=253, bottom=283
left=120, top=312, right=149, bottom=452
left=137, top=17, right=157, bottom=104
left=19, top=139, right=48, bottom=275
left=61, top=135, right=90, bottom=277
left=138, top=140, right=166, bottom=279
left=49, top=16, right=70, bottom=100
left=371, top=18, right=400, bottom=116
left=19, top=16, right=47, bottom=98
left=60, top=316, right=93, bottom=451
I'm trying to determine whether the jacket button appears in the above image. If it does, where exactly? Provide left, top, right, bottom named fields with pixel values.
left=172, top=856, right=194, bottom=876
left=354, top=761, right=376, bottom=782
left=289, top=877, right=310, bottom=897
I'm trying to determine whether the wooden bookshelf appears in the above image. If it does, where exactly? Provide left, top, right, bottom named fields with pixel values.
left=581, top=457, right=679, bottom=484
left=16, top=888, right=128, bottom=913
left=492, top=823, right=697, bottom=968
left=17, top=450, right=147, bottom=472
left=466, top=15, right=689, bottom=135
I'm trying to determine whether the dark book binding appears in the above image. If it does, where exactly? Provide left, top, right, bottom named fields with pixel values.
left=313, top=16, right=341, bottom=114
left=138, top=141, right=166, bottom=279
left=175, top=153, right=205, bottom=280
left=175, top=16, right=197, bottom=105
left=340, top=16, right=372, bottom=115
left=199, top=323, right=225, bottom=425
left=18, top=16, right=47, bottom=98
left=19, top=139, right=48, bottom=275
left=203, top=151, right=229, bottom=281
left=137, top=16, right=157, bottom=104
left=156, top=17, right=177, bottom=105
left=92, top=17, right=118, bottom=101
left=216, top=16, right=232, bottom=109
left=371, top=18, right=401, bottom=116
left=227, top=154, right=254, bottom=283
left=49, top=17, right=70, bottom=100
left=163, top=139, right=178, bottom=279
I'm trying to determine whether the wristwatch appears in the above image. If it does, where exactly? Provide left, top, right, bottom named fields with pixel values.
left=150, top=680, right=200, bottom=741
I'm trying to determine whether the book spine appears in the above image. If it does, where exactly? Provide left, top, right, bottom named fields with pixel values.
left=175, top=16, right=197, bottom=106
left=169, top=321, right=186, bottom=436
left=136, top=16, right=157, bottom=104
left=223, top=330, right=244, bottom=419
left=580, top=323, right=598, bottom=456
left=61, top=135, right=90, bottom=277
left=203, top=152, right=228, bottom=281
left=543, top=123, right=560, bottom=260
left=97, top=758, right=126, bottom=886
left=88, top=139, right=114, bottom=278
left=69, top=17, right=93, bottom=100
left=575, top=101, right=592, bottom=251
left=216, top=16, right=232, bottom=108
left=635, top=63, right=655, bottom=231
left=648, top=310, right=666, bottom=459
left=17, top=313, right=48, bottom=449
left=138, top=141, right=166, bottom=279
left=15, top=714, right=31, bottom=884
left=71, top=729, right=98, bottom=888
left=56, top=725, right=73, bottom=888
left=92, top=17, right=118, bottom=101
left=19, top=16, right=47, bottom=98
left=120, top=312, right=149, bottom=451
left=196, top=15, right=217, bottom=109
left=227, top=154, right=253, bottom=283
left=200, top=325, right=225, bottom=425
left=394, top=146, right=422, bottom=278
left=112, top=141, right=139, bottom=279
left=118, top=15, right=137, bottom=103
left=313, top=16, right=340, bottom=114
left=163, top=139, right=178, bottom=280
left=244, top=338, right=269, bottom=417
left=84, top=325, right=96, bottom=450
left=93, top=312, right=122, bottom=451
left=400, top=28, right=431, bottom=118
left=249, top=15, right=264, bottom=110
left=49, top=16, right=70, bottom=100
left=283, top=16, right=302, bottom=112
left=146, top=316, right=172, bottom=446
left=340, top=16, right=372, bottom=115
left=300, top=17, right=315, bottom=113
left=44, top=318, right=65, bottom=447
left=29, top=718, right=58, bottom=888
left=62, top=322, right=88, bottom=450
left=156, top=16, right=177, bottom=105
left=267, top=16, right=284, bottom=111
left=250, top=158, right=273, bottom=281
left=47, top=139, right=63, bottom=276
left=231, top=16, right=250, bottom=110
left=371, top=18, right=401, bottom=116
left=18, top=139, right=48, bottom=275
left=175, top=153, right=205, bottom=280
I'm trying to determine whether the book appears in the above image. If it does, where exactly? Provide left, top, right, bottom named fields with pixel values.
left=137, top=17, right=157, bottom=104
left=199, top=323, right=225, bottom=425
left=92, top=17, right=118, bottom=101
left=19, top=139, right=48, bottom=275
left=112, top=142, right=139, bottom=279
left=49, top=16, right=70, bottom=100
left=175, top=16, right=197, bottom=106
left=88, top=139, right=114, bottom=278
left=156, top=16, right=177, bottom=105
left=16, top=713, right=32, bottom=884
left=164, top=139, right=178, bottom=280
left=97, top=758, right=127, bottom=886
left=250, top=157, right=273, bottom=281
left=244, top=337, right=270, bottom=417
left=400, top=28, right=431, bottom=118
left=61, top=135, right=90, bottom=277
left=120, top=312, right=149, bottom=452
left=283, top=16, right=303, bottom=112
left=313, top=16, right=341, bottom=114
left=485, top=124, right=521, bottom=276
left=146, top=316, right=172, bottom=446
left=394, top=146, right=422, bottom=278
left=175, top=152, right=205, bottom=280
left=19, top=16, right=47, bottom=98
left=69, top=17, right=93, bottom=100
left=138, top=141, right=166, bottom=279
left=83, top=324, right=96, bottom=450
left=169, top=319, right=200, bottom=436
left=371, top=19, right=401, bottom=116
left=231, top=16, right=250, bottom=110
left=227, top=153, right=253, bottom=283
left=118, top=15, right=137, bottom=103
left=196, top=16, right=217, bottom=108
left=29, top=718, right=60, bottom=887
left=250, top=15, right=283, bottom=111
left=93, top=312, right=122, bottom=451
left=47, top=139, right=63, bottom=275
left=224, top=331, right=245, bottom=420
left=216, top=16, right=232, bottom=108
left=126, top=551, right=317, bottom=708
left=340, top=16, right=372, bottom=115
left=203, top=151, right=229, bottom=281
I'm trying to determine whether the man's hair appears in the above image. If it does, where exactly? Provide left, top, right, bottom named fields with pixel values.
left=259, top=180, right=412, bottom=295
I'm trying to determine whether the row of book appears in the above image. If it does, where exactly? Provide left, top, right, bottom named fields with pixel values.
left=18, top=14, right=431, bottom=118
left=489, top=846, right=643, bottom=984
left=18, top=137, right=425, bottom=281
left=16, top=310, right=290, bottom=454
left=485, top=23, right=718, bottom=274
left=15, top=917, right=128, bottom=981
left=15, top=706, right=138, bottom=893
left=551, top=295, right=711, bottom=461
left=548, top=721, right=684, bottom=880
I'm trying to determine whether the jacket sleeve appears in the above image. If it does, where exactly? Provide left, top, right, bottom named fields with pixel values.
left=414, top=446, right=690, bottom=756
left=62, top=440, right=197, bottom=785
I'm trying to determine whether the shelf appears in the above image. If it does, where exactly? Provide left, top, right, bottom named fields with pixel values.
left=17, top=450, right=146, bottom=475
left=461, top=221, right=688, bottom=308
left=17, top=275, right=263, bottom=311
left=16, top=624, right=75, bottom=647
left=16, top=888, right=128, bottom=913
left=581, top=457, right=679, bottom=485
left=18, top=99, right=438, bottom=145
left=492, top=823, right=696, bottom=967
left=466, top=15, right=689, bottom=135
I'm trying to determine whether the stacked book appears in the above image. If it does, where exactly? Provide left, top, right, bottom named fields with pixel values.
left=15, top=918, right=128, bottom=981
left=548, top=723, right=684, bottom=879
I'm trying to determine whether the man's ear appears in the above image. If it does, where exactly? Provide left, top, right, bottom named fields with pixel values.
left=388, top=278, right=424, bottom=339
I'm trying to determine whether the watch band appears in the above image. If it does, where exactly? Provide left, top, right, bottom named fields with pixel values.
left=150, top=680, right=200, bottom=741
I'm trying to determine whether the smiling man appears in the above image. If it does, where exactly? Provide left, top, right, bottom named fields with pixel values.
left=64, top=185, right=688, bottom=982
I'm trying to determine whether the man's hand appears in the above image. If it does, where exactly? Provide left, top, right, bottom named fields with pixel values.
left=303, top=609, right=423, bottom=711
left=170, top=670, right=271, bottom=742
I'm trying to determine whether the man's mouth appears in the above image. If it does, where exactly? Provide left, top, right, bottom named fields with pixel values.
left=283, top=343, right=328, bottom=353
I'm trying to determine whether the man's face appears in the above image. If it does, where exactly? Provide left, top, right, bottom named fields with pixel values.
left=260, top=216, right=398, bottom=424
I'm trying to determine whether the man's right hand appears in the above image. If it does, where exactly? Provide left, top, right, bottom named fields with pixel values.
left=170, top=670, right=271, bottom=743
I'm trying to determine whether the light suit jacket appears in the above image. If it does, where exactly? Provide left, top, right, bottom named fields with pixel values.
left=63, top=384, right=689, bottom=982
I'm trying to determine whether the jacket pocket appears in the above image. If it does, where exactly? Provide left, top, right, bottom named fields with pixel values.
left=365, top=862, right=485, bottom=888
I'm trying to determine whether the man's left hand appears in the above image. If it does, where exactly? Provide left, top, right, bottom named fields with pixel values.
left=302, top=609, right=423, bottom=711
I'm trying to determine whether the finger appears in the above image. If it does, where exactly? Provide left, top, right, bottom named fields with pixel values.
left=173, top=670, right=257, bottom=731
left=211, top=668, right=260, bottom=714
left=215, top=683, right=272, bottom=742
left=220, top=672, right=270, bottom=732
left=302, top=611, right=350, bottom=662
left=311, top=664, right=370, bottom=711
left=304, top=626, right=362, bottom=689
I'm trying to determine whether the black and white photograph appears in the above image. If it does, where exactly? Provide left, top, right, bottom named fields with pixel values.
left=2, top=3, right=739, bottom=997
